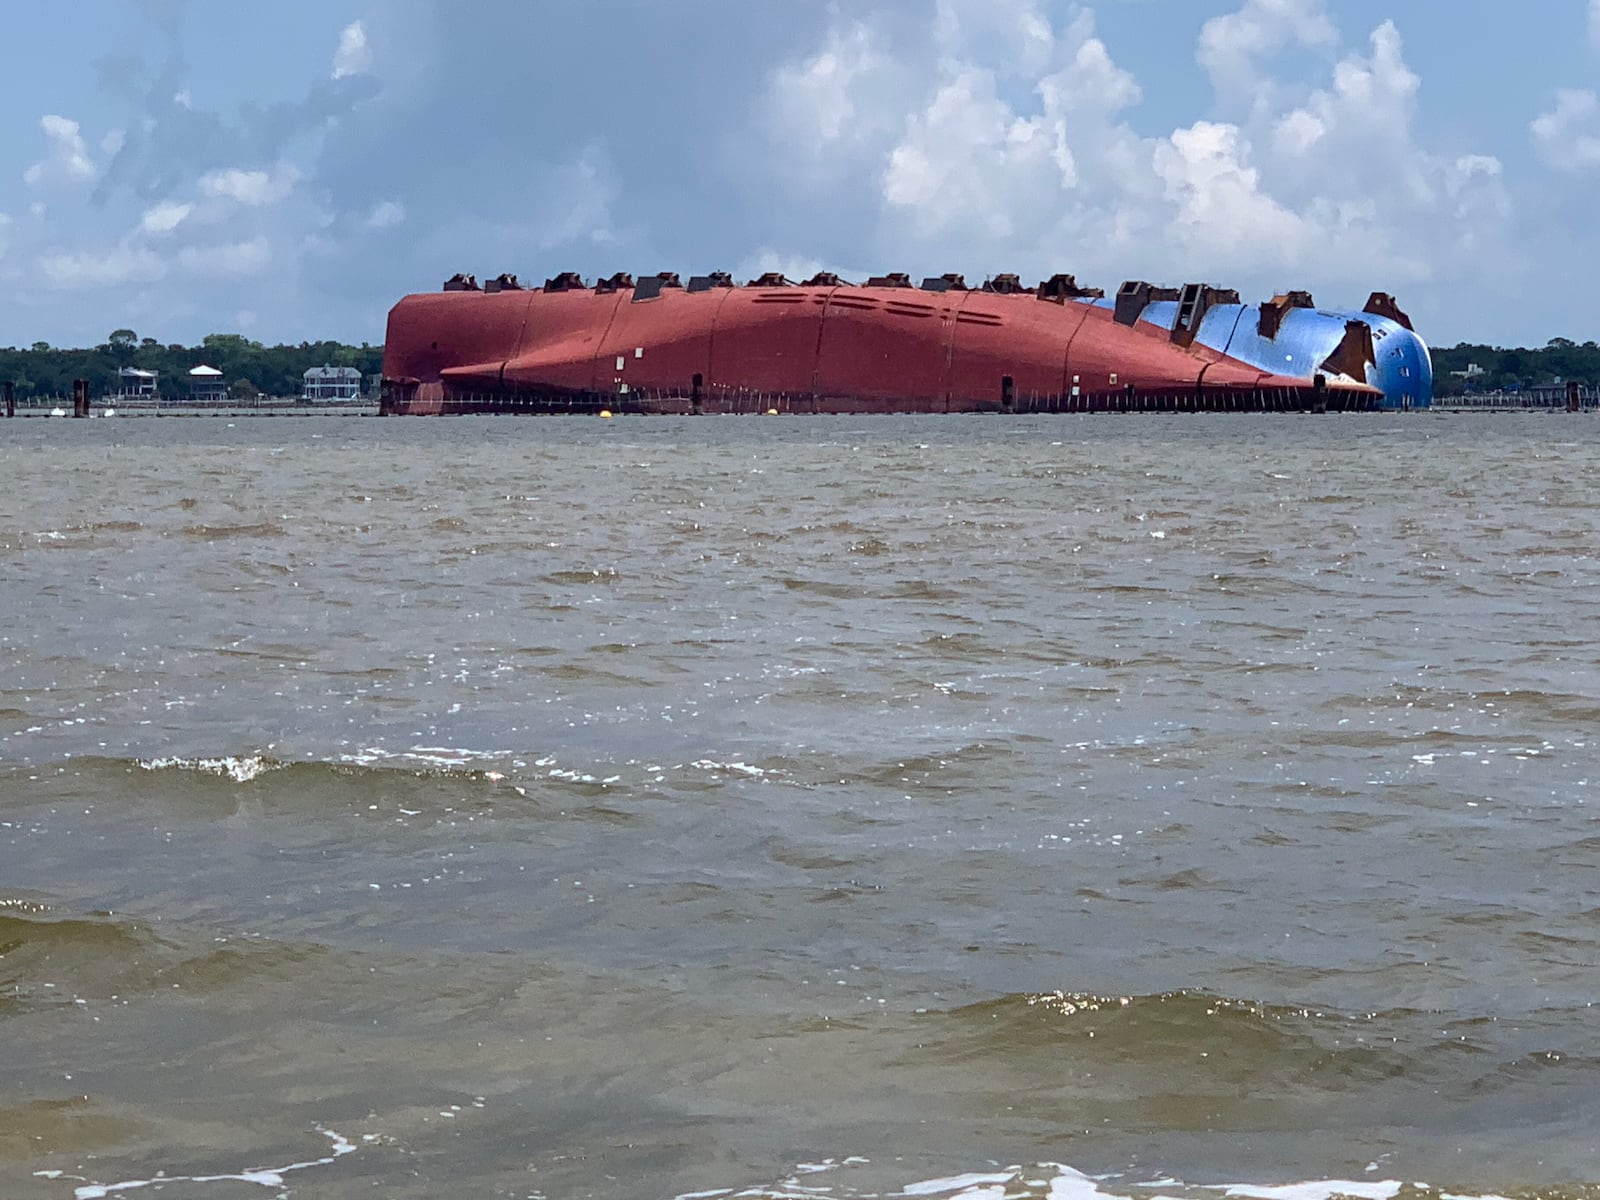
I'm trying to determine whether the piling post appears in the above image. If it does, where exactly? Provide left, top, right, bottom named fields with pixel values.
left=1312, top=374, right=1328, bottom=414
left=73, top=379, right=89, bottom=418
left=4, top=381, right=13, bottom=418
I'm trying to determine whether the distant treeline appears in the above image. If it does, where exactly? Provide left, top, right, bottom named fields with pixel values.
left=1431, top=340, right=1600, bottom=397
left=1, top=329, right=1595, bottom=401
left=0, top=331, right=384, bottom=400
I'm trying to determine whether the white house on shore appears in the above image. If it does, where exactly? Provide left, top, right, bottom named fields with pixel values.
left=302, top=365, right=363, bottom=401
left=188, top=364, right=226, bottom=402
left=116, top=367, right=158, bottom=399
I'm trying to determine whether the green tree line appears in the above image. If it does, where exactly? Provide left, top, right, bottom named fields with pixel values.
left=4, top=328, right=1595, bottom=401
left=1431, top=339, right=1600, bottom=397
left=0, top=330, right=384, bottom=400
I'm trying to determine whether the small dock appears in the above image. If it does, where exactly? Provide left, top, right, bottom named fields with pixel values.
left=1432, top=384, right=1597, bottom=413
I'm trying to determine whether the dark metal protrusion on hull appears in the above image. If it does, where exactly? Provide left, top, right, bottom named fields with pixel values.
left=746, top=272, right=794, bottom=287
left=1363, top=292, right=1414, bottom=331
left=1258, top=291, right=1315, bottom=339
left=920, top=273, right=968, bottom=293
left=982, top=273, right=1027, bottom=295
left=1113, top=281, right=1178, bottom=325
left=802, top=271, right=851, bottom=288
left=485, top=273, right=523, bottom=294
left=1171, top=284, right=1239, bottom=348
left=633, top=272, right=685, bottom=302
left=443, top=273, right=479, bottom=292
left=543, top=272, right=587, bottom=293
left=595, top=272, right=635, bottom=294
left=687, top=271, right=735, bottom=293
left=1037, top=274, right=1105, bottom=303
left=865, top=272, right=913, bottom=288
left=1319, top=321, right=1377, bottom=381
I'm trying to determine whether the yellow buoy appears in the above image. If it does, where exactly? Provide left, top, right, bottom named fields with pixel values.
left=766, top=408, right=779, bottom=416
left=599, top=409, right=613, bottom=419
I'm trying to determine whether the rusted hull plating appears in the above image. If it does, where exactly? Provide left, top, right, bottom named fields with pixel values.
left=380, top=273, right=1388, bottom=416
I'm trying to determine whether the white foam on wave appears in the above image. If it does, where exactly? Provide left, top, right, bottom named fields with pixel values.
left=1220, top=1184, right=1402, bottom=1200
left=137, top=755, right=280, bottom=783
left=904, top=1171, right=1017, bottom=1195
left=679, top=1162, right=1515, bottom=1200
left=691, top=758, right=775, bottom=778
left=36, top=1128, right=355, bottom=1198
left=336, top=745, right=511, bottom=769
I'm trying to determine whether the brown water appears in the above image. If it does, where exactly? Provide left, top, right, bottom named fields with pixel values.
left=2, top=413, right=1598, bottom=1200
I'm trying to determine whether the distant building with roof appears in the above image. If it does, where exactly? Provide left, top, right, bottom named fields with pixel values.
left=116, top=367, right=158, bottom=399
left=188, top=364, right=226, bottom=403
left=302, top=365, right=363, bottom=401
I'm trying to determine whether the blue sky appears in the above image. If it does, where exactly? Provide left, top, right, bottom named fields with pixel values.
left=1, top=0, right=1596, bottom=351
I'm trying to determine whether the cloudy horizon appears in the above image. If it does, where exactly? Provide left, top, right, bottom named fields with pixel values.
left=0, top=0, right=1595, bottom=351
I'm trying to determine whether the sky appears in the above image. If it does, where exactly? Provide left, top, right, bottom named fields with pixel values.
left=1, top=0, right=1596, bottom=351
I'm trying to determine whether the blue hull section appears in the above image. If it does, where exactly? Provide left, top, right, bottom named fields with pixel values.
left=1084, top=297, right=1432, bottom=410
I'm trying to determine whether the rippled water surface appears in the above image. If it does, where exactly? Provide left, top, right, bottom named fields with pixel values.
left=2, top=413, right=1599, bottom=1199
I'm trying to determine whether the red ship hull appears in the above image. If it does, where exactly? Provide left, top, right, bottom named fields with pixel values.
left=379, top=275, right=1380, bottom=415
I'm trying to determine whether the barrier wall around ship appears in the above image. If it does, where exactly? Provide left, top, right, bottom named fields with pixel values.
left=379, top=379, right=1377, bottom=417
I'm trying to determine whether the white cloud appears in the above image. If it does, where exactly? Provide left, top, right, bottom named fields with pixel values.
left=846, top=8, right=1143, bottom=250
left=1266, top=21, right=1438, bottom=211
left=536, top=146, right=617, bottom=248
left=1037, top=17, right=1142, bottom=115
left=333, top=21, right=372, bottom=79
left=763, top=22, right=901, bottom=162
left=934, top=0, right=1057, bottom=78
left=366, top=200, right=406, bottom=229
left=1154, top=121, right=1306, bottom=262
left=1197, top=0, right=1336, bottom=102
left=755, top=4, right=1506, bottom=315
left=1271, top=108, right=1324, bottom=156
left=1274, top=20, right=1419, bottom=154
left=23, top=115, right=97, bottom=188
left=140, top=202, right=193, bottom=236
left=39, top=246, right=166, bottom=288
left=883, top=68, right=1075, bottom=239
left=1532, top=90, right=1600, bottom=171
left=198, top=165, right=300, bottom=205
left=177, top=237, right=273, bottom=277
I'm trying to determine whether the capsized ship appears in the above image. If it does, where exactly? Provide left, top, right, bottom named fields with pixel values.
left=379, top=270, right=1431, bottom=416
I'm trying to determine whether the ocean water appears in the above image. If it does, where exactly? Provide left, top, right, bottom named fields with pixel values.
left=1, top=412, right=1598, bottom=1200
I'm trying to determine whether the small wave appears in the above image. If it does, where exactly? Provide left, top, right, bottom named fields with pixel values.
left=1, top=904, right=333, bottom=1012
left=179, top=522, right=287, bottom=540
left=36, top=1128, right=356, bottom=1198
left=335, top=745, right=511, bottom=770
left=690, top=758, right=775, bottom=778
left=680, top=1162, right=1532, bottom=1200
left=67, top=520, right=144, bottom=534
left=137, top=755, right=281, bottom=783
